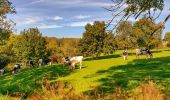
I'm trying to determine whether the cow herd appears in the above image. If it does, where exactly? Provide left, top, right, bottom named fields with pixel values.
left=123, top=48, right=153, bottom=60
left=0, top=48, right=153, bottom=75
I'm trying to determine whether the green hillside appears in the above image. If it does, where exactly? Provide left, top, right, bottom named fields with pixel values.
left=0, top=49, right=170, bottom=99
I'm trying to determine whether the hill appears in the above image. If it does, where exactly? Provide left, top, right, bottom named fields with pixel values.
left=0, top=49, right=170, bottom=99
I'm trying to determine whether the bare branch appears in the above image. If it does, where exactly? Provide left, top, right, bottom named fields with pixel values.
left=150, top=13, right=170, bottom=36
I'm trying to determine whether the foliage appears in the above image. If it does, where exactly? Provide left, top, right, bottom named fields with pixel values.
left=0, top=53, right=10, bottom=69
left=0, top=29, right=11, bottom=45
left=164, top=32, right=170, bottom=47
left=0, top=0, right=16, bottom=30
left=115, top=21, right=134, bottom=49
left=80, top=21, right=114, bottom=56
left=46, top=37, right=80, bottom=62
left=115, top=18, right=162, bottom=49
left=103, top=31, right=116, bottom=54
left=106, top=0, right=169, bottom=37
left=12, top=28, right=47, bottom=62
left=132, top=17, right=162, bottom=48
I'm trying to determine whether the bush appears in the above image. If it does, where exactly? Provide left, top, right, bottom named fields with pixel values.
left=0, top=54, right=10, bottom=69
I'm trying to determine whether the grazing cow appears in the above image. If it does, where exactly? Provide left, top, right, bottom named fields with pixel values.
left=38, top=57, right=52, bottom=66
left=27, top=60, right=34, bottom=68
left=122, top=50, right=128, bottom=60
left=62, top=56, right=71, bottom=68
left=12, top=64, right=21, bottom=73
left=69, top=56, right=83, bottom=69
left=62, top=56, right=83, bottom=70
left=136, top=48, right=153, bottom=58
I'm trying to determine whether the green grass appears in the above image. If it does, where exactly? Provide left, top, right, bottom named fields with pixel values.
left=0, top=49, right=170, bottom=97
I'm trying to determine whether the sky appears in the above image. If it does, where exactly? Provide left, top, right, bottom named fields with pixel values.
left=8, top=0, right=170, bottom=38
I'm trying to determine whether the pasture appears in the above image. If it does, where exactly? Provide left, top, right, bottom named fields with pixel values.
left=0, top=49, right=170, bottom=98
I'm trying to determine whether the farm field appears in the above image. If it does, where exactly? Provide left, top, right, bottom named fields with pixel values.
left=0, top=49, right=170, bottom=99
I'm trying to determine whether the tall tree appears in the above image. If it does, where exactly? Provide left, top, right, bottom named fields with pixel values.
left=164, top=32, right=170, bottom=41
left=106, top=0, right=169, bottom=36
left=0, top=0, right=15, bottom=30
left=115, top=21, right=134, bottom=49
left=0, top=0, right=15, bottom=67
left=132, top=17, right=162, bottom=48
left=164, top=32, right=170, bottom=47
left=103, top=31, right=116, bottom=54
left=13, top=28, right=47, bottom=62
left=80, top=21, right=107, bottom=56
left=0, top=0, right=15, bottom=45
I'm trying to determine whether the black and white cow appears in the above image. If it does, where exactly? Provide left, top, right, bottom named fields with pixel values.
left=136, top=48, right=153, bottom=58
left=62, top=56, right=83, bottom=70
left=12, top=64, right=21, bottom=73
left=38, top=57, right=52, bottom=66
left=62, top=56, right=71, bottom=68
left=27, top=60, right=34, bottom=68
left=38, top=57, right=52, bottom=67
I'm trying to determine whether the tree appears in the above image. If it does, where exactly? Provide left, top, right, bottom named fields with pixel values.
left=114, top=17, right=162, bottom=49
left=0, top=29, right=11, bottom=45
left=80, top=21, right=107, bottom=56
left=106, top=0, right=169, bottom=36
left=0, top=0, right=15, bottom=46
left=103, top=31, right=116, bottom=54
left=164, top=32, right=170, bottom=47
left=0, top=0, right=15, bottom=30
left=132, top=17, right=162, bottom=48
left=0, top=34, right=18, bottom=66
left=12, top=28, right=47, bottom=62
left=164, top=32, right=170, bottom=41
left=115, top=21, right=134, bottom=49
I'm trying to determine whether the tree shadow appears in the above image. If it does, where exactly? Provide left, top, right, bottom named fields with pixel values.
left=0, top=64, right=71, bottom=97
left=152, top=50, right=162, bottom=53
left=164, top=49, right=170, bottom=51
left=84, top=54, right=121, bottom=61
left=128, top=50, right=162, bottom=56
left=85, top=56, right=170, bottom=95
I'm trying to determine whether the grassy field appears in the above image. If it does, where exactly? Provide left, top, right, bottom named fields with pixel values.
left=0, top=49, right=170, bottom=98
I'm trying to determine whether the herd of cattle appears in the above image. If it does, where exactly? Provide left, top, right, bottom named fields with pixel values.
left=0, top=48, right=153, bottom=75
left=0, top=56, right=84, bottom=75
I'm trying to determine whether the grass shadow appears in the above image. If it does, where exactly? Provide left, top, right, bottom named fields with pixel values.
left=85, top=56, right=170, bottom=95
left=164, top=49, right=170, bottom=51
left=84, top=54, right=121, bottom=61
left=0, top=64, right=71, bottom=97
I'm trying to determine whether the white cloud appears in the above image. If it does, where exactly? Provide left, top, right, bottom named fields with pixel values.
left=74, top=15, right=91, bottom=19
left=17, top=16, right=43, bottom=25
left=38, top=24, right=63, bottom=29
left=24, top=18, right=37, bottom=24
left=30, top=0, right=45, bottom=4
left=82, top=2, right=111, bottom=7
left=53, top=16, right=63, bottom=20
left=29, top=0, right=111, bottom=7
left=68, top=21, right=93, bottom=27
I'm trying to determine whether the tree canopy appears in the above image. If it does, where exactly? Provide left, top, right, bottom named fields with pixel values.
left=115, top=17, right=162, bottom=49
left=107, top=0, right=169, bottom=35
left=80, top=21, right=115, bottom=56
left=0, top=0, right=15, bottom=30
left=12, top=28, right=47, bottom=62
left=164, top=32, right=170, bottom=47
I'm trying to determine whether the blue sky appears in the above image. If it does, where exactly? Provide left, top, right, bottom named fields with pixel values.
left=8, top=0, right=170, bottom=38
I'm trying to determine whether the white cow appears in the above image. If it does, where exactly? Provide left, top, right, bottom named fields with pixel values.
left=69, top=56, right=83, bottom=69
left=63, top=56, right=83, bottom=70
